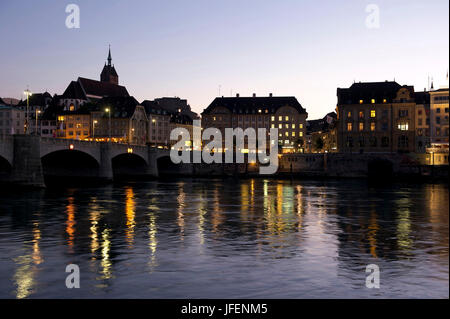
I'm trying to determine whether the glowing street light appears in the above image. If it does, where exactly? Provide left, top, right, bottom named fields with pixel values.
left=92, top=120, right=98, bottom=140
left=35, top=109, right=41, bottom=135
left=24, top=88, right=32, bottom=134
left=105, top=108, right=111, bottom=141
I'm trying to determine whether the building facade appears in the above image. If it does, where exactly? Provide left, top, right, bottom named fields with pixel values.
left=0, top=105, right=25, bottom=136
left=337, top=81, right=416, bottom=153
left=201, top=94, right=308, bottom=153
left=414, top=91, right=431, bottom=153
left=90, top=96, right=147, bottom=145
left=429, top=88, right=449, bottom=146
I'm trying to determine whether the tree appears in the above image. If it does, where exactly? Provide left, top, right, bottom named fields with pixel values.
left=314, top=137, right=324, bottom=151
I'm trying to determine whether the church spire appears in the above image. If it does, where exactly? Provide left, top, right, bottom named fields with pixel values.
left=107, top=45, right=112, bottom=66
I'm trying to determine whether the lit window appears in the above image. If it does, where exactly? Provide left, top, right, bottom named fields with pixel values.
left=271, top=124, right=275, bottom=128
left=292, top=124, right=296, bottom=129
left=271, top=116, right=275, bottom=121
left=278, top=124, right=282, bottom=129
left=359, top=100, right=364, bottom=104
left=258, top=109, right=262, bottom=113
left=347, top=111, right=352, bottom=118
left=359, top=111, right=364, bottom=119
left=299, top=132, right=303, bottom=137
left=299, top=124, right=303, bottom=129
left=371, top=110, right=376, bottom=118
left=213, top=117, right=216, bottom=121
left=285, top=132, right=289, bottom=137
left=279, top=116, right=282, bottom=121
left=292, top=132, right=296, bottom=137
left=371, top=123, right=376, bottom=131
left=285, top=116, right=289, bottom=121
left=285, top=124, right=289, bottom=129
left=371, top=99, right=376, bottom=104
left=359, top=123, right=364, bottom=131
left=397, top=123, right=409, bottom=131
left=383, top=99, right=387, bottom=103
left=347, top=123, right=353, bottom=131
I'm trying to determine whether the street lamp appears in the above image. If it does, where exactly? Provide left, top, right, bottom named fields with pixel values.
left=24, top=89, right=32, bottom=134
left=105, top=108, right=111, bottom=142
left=92, top=120, right=98, bottom=140
left=35, top=109, right=41, bottom=135
left=130, top=128, right=135, bottom=145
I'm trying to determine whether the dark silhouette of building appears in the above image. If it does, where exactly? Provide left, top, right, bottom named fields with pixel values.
left=100, top=46, right=119, bottom=85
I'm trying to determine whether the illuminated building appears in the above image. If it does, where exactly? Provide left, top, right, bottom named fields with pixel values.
left=201, top=94, right=308, bottom=153
left=337, top=81, right=417, bottom=153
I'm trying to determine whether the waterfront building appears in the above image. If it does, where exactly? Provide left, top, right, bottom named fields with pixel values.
left=426, top=87, right=449, bottom=165
left=306, top=112, right=337, bottom=153
left=142, top=101, right=172, bottom=147
left=90, top=96, right=148, bottom=145
left=142, top=98, right=198, bottom=148
left=336, top=81, right=416, bottom=153
left=201, top=94, right=308, bottom=153
left=17, top=92, right=53, bottom=135
left=414, top=91, right=431, bottom=153
left=0, top=105, right=25, bottom=136
left=429, top=88, right=449, bottom=146
left=55, top=109, right=92, bottom=140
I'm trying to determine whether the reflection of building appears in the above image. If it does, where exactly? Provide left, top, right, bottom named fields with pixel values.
left=337, top=81, right=416, bottom=153
left=0, top=105, right=25, bottom=136
left=201, top=94, right=308, bottom=153
left=306, top=112, right=337, bottom=153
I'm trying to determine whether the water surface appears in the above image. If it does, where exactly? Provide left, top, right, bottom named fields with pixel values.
left=0, top=179, right=448, bottom=298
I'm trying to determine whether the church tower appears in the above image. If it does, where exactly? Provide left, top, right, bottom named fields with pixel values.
left=100, top=46, right=119, bottom=85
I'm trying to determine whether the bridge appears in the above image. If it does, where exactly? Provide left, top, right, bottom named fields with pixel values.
left=0, top=135, right=170, bottom=187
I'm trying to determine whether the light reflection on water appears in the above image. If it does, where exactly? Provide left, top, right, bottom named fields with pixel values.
left=0, top=179, right=448, bottom=299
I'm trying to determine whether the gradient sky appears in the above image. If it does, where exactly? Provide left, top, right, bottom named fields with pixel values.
left=0, top=0, right=448, bottom=119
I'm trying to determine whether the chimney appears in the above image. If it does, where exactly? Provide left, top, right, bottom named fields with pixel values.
left=253, top=93, right=256, bottom=97
left=269, top=93, right=273, bottom=97
left=236, top=93, right=240, bottom=98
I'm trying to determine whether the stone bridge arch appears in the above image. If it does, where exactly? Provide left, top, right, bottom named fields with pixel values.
left=40, top=138, right=101, bottom=164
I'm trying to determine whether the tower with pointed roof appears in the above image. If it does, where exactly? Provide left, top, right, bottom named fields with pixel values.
left=100, top=46, right=119, bottom=85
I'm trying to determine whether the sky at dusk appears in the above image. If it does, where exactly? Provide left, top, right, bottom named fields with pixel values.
left=0, top=0, right=448, bottom=119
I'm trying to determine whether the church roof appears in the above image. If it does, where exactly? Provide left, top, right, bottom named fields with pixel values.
left=101, top=64, right=118, bottom=77
left=78, top=77, right=129, bottom=99
left=61, top=81, right=86, bottom=100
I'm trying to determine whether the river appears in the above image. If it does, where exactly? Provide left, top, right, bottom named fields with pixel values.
left=0, top=179, right=448, bottom=298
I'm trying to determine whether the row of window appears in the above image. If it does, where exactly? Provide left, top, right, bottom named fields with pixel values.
left=278, top=132, right=304, bottom=138
left=0, top=112, right=22, bottom=119
left=435, top=107, right=449, bottom=113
